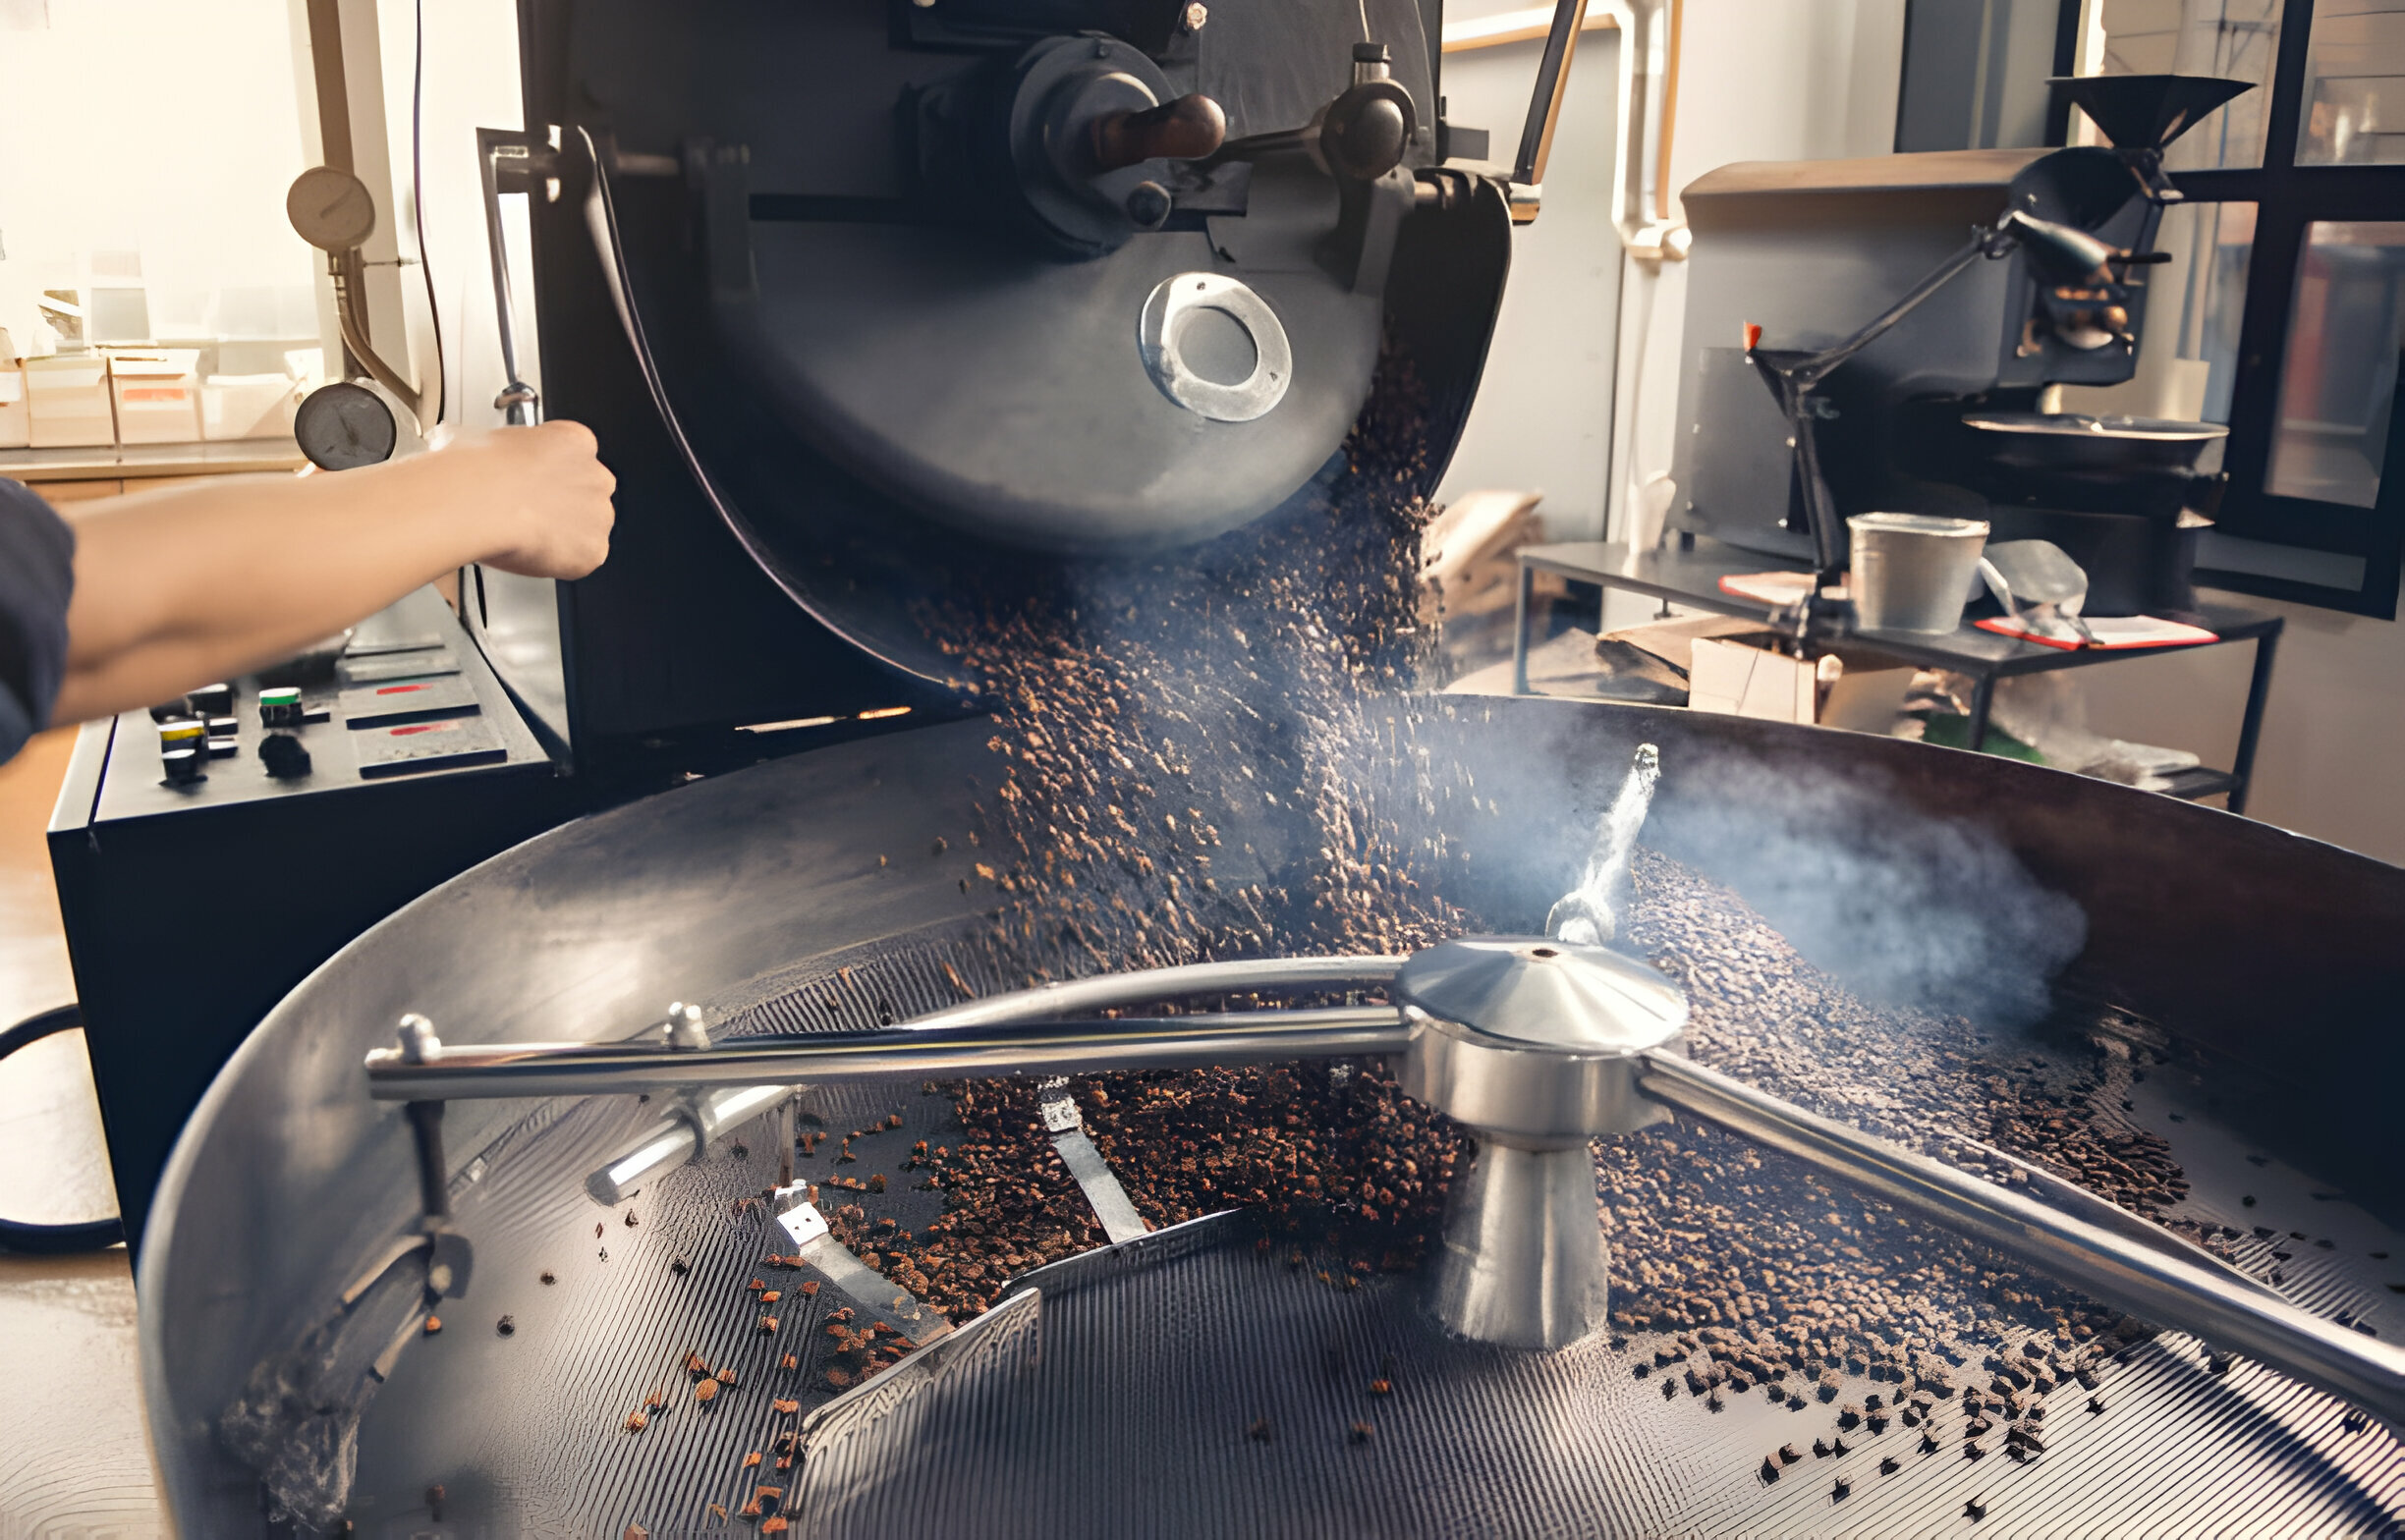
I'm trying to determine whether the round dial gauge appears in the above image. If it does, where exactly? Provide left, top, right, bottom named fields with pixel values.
left=286, top=165, right=377, bottom=252
left=295, top=382, right=400, bottom=471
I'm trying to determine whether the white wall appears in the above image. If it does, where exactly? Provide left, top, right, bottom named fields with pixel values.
left=284, top=0, right=527, bottom=437
left=1607, top=0, right=1905, bottom=578
left=0, top=0, right=318, bottom=355
left=1432, top=20, right=1624, bottom=540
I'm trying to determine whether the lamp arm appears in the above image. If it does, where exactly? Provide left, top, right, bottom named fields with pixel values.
left=1788, top=228, right=2001, bottom=386
left=1750, top=223, right=2018, bottom=623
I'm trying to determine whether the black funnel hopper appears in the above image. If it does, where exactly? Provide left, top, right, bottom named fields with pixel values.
left=2048, top=74, right=2253, bottom=152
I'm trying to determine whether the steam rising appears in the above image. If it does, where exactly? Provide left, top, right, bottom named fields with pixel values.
left=1643, top=751, right=2088, bottom=1026
left=1546, top=743, right=1660, bottom=946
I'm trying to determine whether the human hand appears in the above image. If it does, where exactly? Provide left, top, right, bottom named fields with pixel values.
left=417, top=419, right=617, bottom=578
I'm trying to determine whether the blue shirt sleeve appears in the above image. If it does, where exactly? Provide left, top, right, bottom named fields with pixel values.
left=0, top=477, right=76, bottom=764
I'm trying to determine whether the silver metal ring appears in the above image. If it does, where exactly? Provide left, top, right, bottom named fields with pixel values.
left=1138, top=272, right=1292, bottom=422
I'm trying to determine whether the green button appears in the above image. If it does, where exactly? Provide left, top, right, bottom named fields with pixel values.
left=260, top=687, right=302, bottom=707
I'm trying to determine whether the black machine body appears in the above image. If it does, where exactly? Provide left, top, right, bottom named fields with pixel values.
left=469, top=0, right=1510, bottom=768
left=46, top=592, right=573, bottom=1253
left=48, top=0, right=1532, bottom=1245
left=1669, top=80, right=2249, bottom=617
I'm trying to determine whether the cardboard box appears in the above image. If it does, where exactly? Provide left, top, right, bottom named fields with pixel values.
left=0, top=328, right=26, bottom=450
left=201, top=373, right=301, bottom=440
left=1689, top=632, right=1914, bottom=733
left=109, top=350, right=203, bottom=445
left=0, top=366, right=27, bottom=449
left=26, top=355, right=117, bottom=448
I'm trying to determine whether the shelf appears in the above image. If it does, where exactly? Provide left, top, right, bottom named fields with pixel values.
left=2153, top=766, right=2243, bottom=803
left=0, top=439, right=304, bottom=482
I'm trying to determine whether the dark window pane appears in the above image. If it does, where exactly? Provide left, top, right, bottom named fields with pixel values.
left=2266, top=220, right=2405, bottom=507
left=2296, top=0, right=2405, bottom=165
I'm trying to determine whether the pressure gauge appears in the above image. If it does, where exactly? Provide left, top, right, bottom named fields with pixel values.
left=287, top=166, right=378, bottom=252
left=295, top=382, right=400, bottom=470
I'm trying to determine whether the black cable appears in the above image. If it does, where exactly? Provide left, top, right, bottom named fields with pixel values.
left=0, top=1005, right=125, bottom=1255
left=413, top=0, right=447, bottom=428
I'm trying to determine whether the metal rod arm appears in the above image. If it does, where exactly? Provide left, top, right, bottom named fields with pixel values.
left=367, top=1007, right=1409, bottom=1101
left=897, top=954, right=1403, bottom=1031
left=1636, top=1048, right=2405, bottom=1429
left=1512, top=0, right=1588, bottom=192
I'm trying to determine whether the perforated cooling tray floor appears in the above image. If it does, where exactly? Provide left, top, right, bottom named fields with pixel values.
left=329, top=935, right=2405, bottom=1538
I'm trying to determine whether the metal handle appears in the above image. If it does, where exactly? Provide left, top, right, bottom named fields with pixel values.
left=1091, top=93, right=1227, bottom=172
left=1636, top=1047, right=2405, bottom=1430
left=475, top=128, right=549, bottom=425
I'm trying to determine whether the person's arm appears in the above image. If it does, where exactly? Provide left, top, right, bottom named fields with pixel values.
left=50, top=420, right=615, bottom=726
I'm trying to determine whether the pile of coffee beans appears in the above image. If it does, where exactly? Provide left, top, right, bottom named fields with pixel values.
left=857, top=333, right=2202, bottom=1420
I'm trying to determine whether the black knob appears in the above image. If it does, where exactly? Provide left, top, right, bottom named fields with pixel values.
left=1125, top=181, right=1173, bottom=229
left=1090, top=93, right=1227, bottom=174
left=189, top=682, right=235, bottom=716
left=260, top=733, right=313, bottom=780
left=161, top=746, right=206, bottom=785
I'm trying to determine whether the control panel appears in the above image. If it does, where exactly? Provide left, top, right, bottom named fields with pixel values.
left=91, top=587, right=551, bottom=823
left=49, top=584, right=572, bottom=1257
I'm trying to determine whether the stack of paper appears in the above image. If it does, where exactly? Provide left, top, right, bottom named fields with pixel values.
left=1975, top=614, right=2218, bottom=650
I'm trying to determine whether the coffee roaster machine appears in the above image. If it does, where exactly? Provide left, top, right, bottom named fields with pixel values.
left=47, top=0, right=1538, bottom=1252
left=84, top=3, right=2405, bottom=1533
left=1668, top=76, right=2252, bottom=618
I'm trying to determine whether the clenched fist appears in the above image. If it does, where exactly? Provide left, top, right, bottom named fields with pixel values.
left=411, top=419, right=618, bottom=578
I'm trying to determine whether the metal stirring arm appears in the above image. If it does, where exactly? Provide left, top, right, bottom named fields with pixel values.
left=361, top=944, right=2405, bottom=1426
left=1637, top=1050, right=2405, bottom=1429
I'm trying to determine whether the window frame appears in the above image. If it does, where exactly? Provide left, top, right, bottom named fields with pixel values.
left=2165, top=0, right=2405, bottom=618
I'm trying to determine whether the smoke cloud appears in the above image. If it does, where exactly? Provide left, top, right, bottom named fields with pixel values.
left=1641, top=750, right=2088, bottom=1027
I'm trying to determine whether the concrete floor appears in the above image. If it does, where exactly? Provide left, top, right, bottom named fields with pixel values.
left=0, top=727, right=171, bottom=1535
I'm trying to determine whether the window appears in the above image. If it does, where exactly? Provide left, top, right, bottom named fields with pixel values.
left=2066, top=0, right=2405, bottom=616
left=2266, top=220, right=2405, bottom=505
left=2296, top=0, right=2405, bottom=164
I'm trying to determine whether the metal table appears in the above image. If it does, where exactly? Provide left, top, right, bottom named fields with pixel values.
left=1512, top=538, right=2284, bottom=813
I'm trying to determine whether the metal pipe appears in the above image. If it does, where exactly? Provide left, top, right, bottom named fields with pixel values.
left=1636, top=1048, right=2405, bottom=1429
left=586, top=1081, right=799, bottom=1205
left=369, top=1007, right=1411, bottom=1101
left=894, top=954, right=1403, bottom=1030
left=570, top=957, right=1398, bottom=1199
